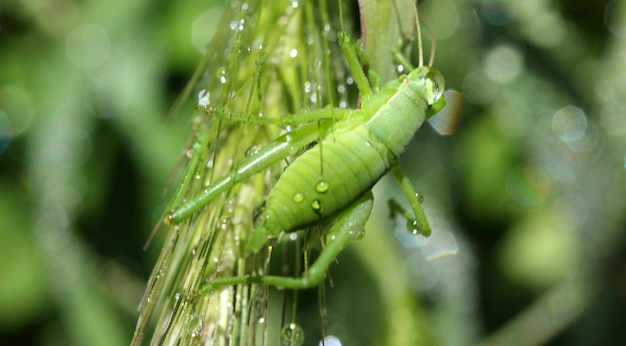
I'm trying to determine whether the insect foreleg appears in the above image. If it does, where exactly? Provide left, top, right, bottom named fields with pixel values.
left=197, top=192, right=374, bottom=292
left=166, top=122, right=329, bottom=225
left=337, top=32, right=373, bottom=98
left=390, top=164, right=432, bottom=236
left=210, top=107, right=351, bottom=126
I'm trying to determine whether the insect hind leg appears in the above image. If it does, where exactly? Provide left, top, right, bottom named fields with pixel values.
left=197, top=192, right=374, bottom=291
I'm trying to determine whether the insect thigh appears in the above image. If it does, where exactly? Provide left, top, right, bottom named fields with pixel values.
left=259, top=124, right=396, bottom=235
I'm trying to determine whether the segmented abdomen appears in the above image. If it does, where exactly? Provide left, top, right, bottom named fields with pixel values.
left=261, top=124, right=395, bottom=235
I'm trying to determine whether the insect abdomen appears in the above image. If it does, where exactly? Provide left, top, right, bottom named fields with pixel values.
left=260, top=124, right=395, bottom=236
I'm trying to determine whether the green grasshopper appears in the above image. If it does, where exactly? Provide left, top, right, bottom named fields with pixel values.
left=166, top=0, right=459, bottom=291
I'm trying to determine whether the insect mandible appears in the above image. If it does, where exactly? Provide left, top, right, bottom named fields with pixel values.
left=165, top=0, right=460, bottom=291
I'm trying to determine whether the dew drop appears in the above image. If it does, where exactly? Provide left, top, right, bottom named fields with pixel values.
left=304, top=81, right=312, bottom=93
left=225, top=198, right=236, bottom=214
left=292, top=193, right=304, bottom=203
left=189, top=314, right=204, bottom=338
left=315, top=181, right=329, bottom=193
left=198, top=89, right=210, bottom=107
left=218, top=217, right=231, bottom=231
left=407, top=219, right=422, bottom=235
left=415, top=192, right=424, bottom=204
left=281, top=323, right=305, bottom=346
left=311, top=200, right=322, bottom=215
left=350, top=228, right=366, bottom=241
left=245, top=144, right=262, bottom=157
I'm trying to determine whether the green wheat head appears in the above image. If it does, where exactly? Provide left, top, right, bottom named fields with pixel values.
left=132, top=0, right=418, bottom=344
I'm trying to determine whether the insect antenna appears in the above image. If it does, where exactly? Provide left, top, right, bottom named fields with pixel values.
left=423, top=17, right=437, bottom=67
left=412, top=0, right=438, bottom=67
left=412, top=0, right=424, bottom=67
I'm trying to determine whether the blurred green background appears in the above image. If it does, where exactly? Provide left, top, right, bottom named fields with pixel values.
left=1, top=0, right=625, bottom=345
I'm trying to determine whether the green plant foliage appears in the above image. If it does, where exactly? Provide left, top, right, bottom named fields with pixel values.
left=1, top=0, right=625, bottom=345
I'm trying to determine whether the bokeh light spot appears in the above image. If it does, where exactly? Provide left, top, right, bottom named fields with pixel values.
left=462, top=69, right=498, bottom=104
left=484, top=44, right=524, bottom=84
left=66, top=23, right=110, bottom=68
left=552, top=105, right=587, bottom=142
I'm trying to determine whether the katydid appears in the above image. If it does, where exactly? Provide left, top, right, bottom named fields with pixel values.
left=165, top=0, right=459, bottom=290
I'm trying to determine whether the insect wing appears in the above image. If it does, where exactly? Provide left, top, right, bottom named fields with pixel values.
left=428, top=90, right=463, bottom=136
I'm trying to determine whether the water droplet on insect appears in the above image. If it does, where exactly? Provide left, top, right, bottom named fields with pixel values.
left=292, top=193, right=304, bottom=203
left=281, top=323, right=305, bottom=346
left=245, top=144, right=262, bottom=157
left=315, top=180, right=329, bottom=193
left=311, top=200, right=322, bottom=215
left=407, top=219, right=422, bottom=235
left=415, top=192, right=424, bottom=204
left=349, top=228, right=365, bottom=241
